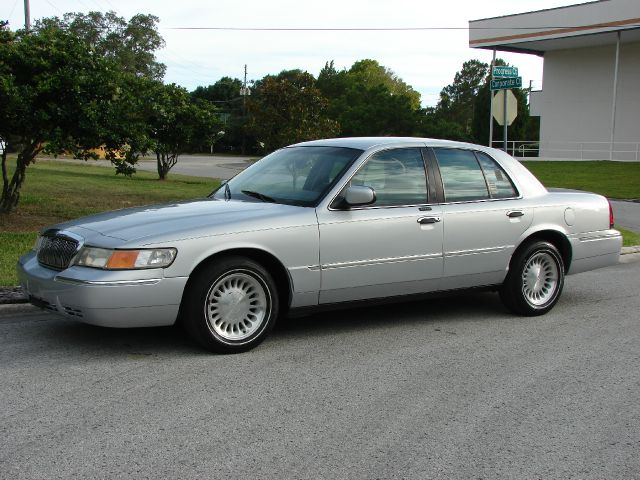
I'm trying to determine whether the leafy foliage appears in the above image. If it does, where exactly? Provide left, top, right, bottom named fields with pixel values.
left=247, top=70, right=339, bottom=152
left=0, top=22, right=126, bottom=211
left=38, top=11, right=165, bottom=80
left=429, top=58, right=538, bottom=145
left=192, top=77, right=245, bottom=153
left=149, top=83, right=222, bottom=179
left=1, top=11, right=168, bottom=211
left=436, top=59, right=489, bottom=134
left=317, top=60, right=421, bottom=137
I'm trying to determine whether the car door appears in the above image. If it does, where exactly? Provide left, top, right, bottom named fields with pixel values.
left=430, top=147, right=533, bottom=289
left=316, top=147, right=443, bottom=304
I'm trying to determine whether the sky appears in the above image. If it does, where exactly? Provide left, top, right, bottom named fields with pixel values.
left=2, top=0, right=583, bottom=107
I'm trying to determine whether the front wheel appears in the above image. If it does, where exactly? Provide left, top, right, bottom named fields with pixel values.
left=183, top=256, right=279, bottom=353
left=500, top=241, right=565, bottom=316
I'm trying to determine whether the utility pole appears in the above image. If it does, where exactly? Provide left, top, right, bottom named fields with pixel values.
left=488, top=49, right=496, bottom=148
left=240, top=64, right=249, bottom=155
left=24, top=0, right=31, bottom=31
left=503, top=86, right=508, bottom=153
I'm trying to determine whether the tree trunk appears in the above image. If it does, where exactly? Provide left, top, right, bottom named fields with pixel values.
left=1, top=142, right=40, bottom=214
left=156, top=151, right=166, bottom=180
left=156, top=151, right=178, bottom=180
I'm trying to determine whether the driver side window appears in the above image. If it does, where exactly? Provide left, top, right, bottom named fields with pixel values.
left=350, top=148, right=428, bottom=207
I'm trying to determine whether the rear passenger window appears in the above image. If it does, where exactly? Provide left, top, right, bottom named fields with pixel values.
left=433, top=148, right=489, bottom=202
left=475, top=152, right=518, bottom=198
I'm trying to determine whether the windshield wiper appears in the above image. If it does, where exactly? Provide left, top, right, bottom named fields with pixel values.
left=241, top=190, right=277, bottom=203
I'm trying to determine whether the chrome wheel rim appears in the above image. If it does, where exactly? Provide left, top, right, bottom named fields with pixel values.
left=205, top=271, right=268, bottom=341
left=521, top=251, right=559, bottom=306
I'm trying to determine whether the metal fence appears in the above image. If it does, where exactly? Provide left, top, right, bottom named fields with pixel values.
left=491, top=140, right=640, bottom=161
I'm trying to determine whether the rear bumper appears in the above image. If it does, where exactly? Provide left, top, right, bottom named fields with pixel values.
left=17, top=252, right=188, bottom=328
left=568, top=229, right=622, bottom=275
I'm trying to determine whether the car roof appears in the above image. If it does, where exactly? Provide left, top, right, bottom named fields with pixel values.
left=290, top=137, right=480, bottom=151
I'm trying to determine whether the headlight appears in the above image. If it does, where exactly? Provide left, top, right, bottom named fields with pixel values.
left=74, top=247, right=177, bottom=270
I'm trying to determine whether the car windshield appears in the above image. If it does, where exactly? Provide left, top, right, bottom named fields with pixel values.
left=211, top=146, right=363, bottom=207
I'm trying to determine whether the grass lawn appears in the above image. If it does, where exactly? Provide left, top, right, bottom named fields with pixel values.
left=619, top=228, right=640, bottom=248
left=0, top=159, right=638, bottom=286
left=521, top=161, right=640, bottom=199
left=1, top=160, right=217, bottom=286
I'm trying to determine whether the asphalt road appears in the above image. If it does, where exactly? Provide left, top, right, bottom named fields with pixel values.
left=610, top=200, right=640, bottom=232
left=1, top=260, right=639, bottom=479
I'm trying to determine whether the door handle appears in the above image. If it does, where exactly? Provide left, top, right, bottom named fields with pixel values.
left=507, top=210, right=524, bottom=218
left=417, top=216, right=441, bottom=224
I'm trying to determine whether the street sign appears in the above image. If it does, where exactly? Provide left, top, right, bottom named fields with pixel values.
left=492, top=90, right=518, bottom=126
left=491, top=77, right=522, bottom=90
left=492, top=66, right=518, bottom=78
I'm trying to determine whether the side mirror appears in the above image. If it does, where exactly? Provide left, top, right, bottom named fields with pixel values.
left=344, top=185, right=376, bottom=207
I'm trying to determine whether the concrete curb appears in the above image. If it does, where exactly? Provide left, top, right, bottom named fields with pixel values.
left=1, top=245, right=639, bottom=309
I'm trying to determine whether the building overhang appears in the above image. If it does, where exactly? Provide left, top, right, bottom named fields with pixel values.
left=469, top=0, right=640, bottom=55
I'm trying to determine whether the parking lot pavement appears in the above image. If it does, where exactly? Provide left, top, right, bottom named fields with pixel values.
left=1, top=260, right=639, bottom=479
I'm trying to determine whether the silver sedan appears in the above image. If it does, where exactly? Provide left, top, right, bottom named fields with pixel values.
left=18, top=138, right=622, bottom=353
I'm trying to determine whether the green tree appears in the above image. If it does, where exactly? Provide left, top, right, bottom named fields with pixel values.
left=150, top=83, right=222, bottom=179
left=348, top=59, right=421, bottom=110
left=101, top=74, right=155, bottom=176
left=192, top=77, right=244, bottom=153
left=0, top=23, right=131, bottom=212
left=247, top=70, right=339, bottom=152
left=415, top=107, right=472, bottom=142
left=191, top=77, right=242, bottom=103
left=317, top=60, right=421, bottom=137
left=38, top=11, right=165, bottom=80
left=436, top=59, right=489, bottom=137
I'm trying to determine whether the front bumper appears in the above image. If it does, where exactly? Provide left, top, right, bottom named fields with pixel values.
left=17, top=252, right=189, bottom=328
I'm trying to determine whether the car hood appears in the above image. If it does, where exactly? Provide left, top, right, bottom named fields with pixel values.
left=51, top=198, right=315, bottom=245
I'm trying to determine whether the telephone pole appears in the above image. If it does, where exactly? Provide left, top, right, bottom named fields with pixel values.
left=24, top=0, right=31, bottom=31
left=240, top=64, right=250, bottom=155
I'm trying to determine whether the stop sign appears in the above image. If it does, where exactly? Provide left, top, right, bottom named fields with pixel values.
left=492, top=89, right=518, bottom=126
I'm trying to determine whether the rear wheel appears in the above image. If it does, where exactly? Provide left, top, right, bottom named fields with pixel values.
left=183, top=256, right=279, bottom=353
left=500, top=241, right=565, bottom=316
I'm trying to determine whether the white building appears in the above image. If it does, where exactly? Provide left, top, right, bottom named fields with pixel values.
left=470, top=0, right=640, bottom=161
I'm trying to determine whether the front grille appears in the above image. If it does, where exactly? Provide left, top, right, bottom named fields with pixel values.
left=37, top=232, right=80, bottom=270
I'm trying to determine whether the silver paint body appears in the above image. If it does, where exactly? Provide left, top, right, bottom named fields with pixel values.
left=17, top=138, right=622, bottom=327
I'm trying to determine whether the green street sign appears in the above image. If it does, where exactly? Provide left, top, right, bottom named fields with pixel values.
left=491, top=77, right=522, bottom=90
left=493, top=66, right=518, bottom=78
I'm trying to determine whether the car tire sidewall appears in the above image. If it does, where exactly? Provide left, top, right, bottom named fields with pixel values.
left=501, top=241, right=565, bottom=316
left=183, top=256, right=279, bottom=353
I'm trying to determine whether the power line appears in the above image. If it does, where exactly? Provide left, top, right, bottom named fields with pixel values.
left=42, top=0, right=65, bottom=16
left=164, top=25, right=640, bottom=31
left=7, top=0, right=20, bottom=20
left=103, top=0, right=118, bottom=11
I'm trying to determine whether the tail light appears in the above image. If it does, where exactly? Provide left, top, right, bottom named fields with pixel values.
left=608, top=200, right=614, bottom=229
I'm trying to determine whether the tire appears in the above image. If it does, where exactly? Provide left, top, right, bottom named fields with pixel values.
left=500, top=241, right=565, bottom=316
left=182, top=256, right=279, bottom=353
